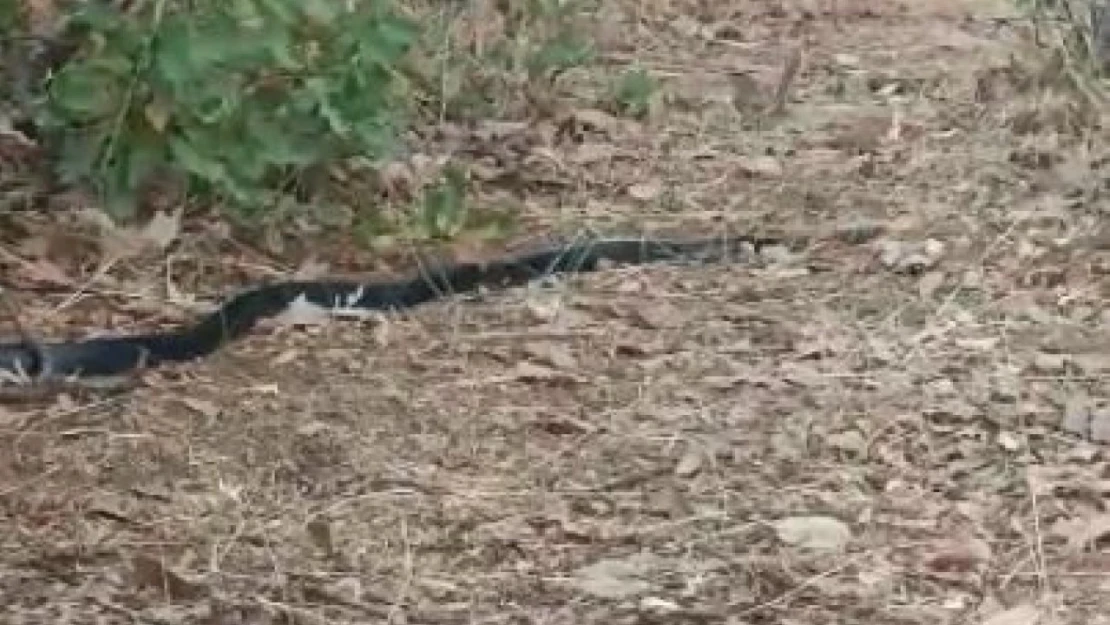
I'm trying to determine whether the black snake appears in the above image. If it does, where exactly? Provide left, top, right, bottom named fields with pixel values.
left=0, top=235, right=777, bottom=384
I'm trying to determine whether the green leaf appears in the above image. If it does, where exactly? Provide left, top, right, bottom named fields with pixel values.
left=48, top=61, right=130, bottom=121
left=613, top=67, right=657, bottom=118
left=419, top=165, right=468, bottom=239
left=168, top=133, right=230, bottom=184
left=55, top=128, right=111, bottom=184
left=0, top=0, right=21, bottom=31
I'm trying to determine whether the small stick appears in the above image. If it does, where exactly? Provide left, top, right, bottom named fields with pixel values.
left=768, top=45, right=802, bottom=117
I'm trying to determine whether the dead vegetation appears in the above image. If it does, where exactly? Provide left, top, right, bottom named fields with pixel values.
left=7, top=0, right=1110, bottom=623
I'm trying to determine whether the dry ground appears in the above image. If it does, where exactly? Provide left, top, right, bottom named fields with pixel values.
left=7, top=0, right=1110, bottom=623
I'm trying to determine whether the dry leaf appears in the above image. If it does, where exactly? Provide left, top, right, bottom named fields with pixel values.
left=640, top=597, right=680, bottom=614
left=923, top=537, right=992, bottom=572
left=632, top=302, right=682, bottom=329
left=1032, top=352, right=1067, bottom=372
left=773, top=516, right=852, bottom=553
left=731, top=71, right=768, bottom=114
left=98, top=208, right=183, bottom=260
left=17, top=258, right=72, bottom=287
left=877, top=239, right=945, bottom=273
left=86, top=494, right=136, bottom=525
left=627, top=180, right=663, bottom=201
left=735, top=155, right=784, bottom=178
left=918, top=270, right=945, bottom=299
left=326, top=578, right=362, bottom=604
left=1051, top=513, right=1110, bottom=552
left=570, top=142, right=618, bottom=165
left=273, top=349, right=299, bottom=365
left=954, top=336, right=1000, bottom=352
left=144, top=100, right=171, bottom=132
left=1062, top=394, right=1092, bottom=438
left=131, top=554, right=206, bottom=600
left=377, top=160, right=418, bottom=200
left=181, top=397, right=221, bottom=420
left=294, top=257, right=331, bottom=280
left=302, top=577, right=363, bottom=607
left=139, top=208, right=183, bottom=250
left=572, top=108, right=621, bottom=134
left=523, top=342, right=578, bottom=370
left=510, top=361, right=580, bottom=386
left=532, top=413, right=594, bottom=435
left=306, top=518, right=334, bottom=555
left=827, top=430, right=866, bottom=455
left=524, top=298, right=563, bottom=323
left=570, top=554, right=660, bottom=599
left=996, top=431, right=1020, bottom=452
left=674, top=447, right=703, bottom=478
left=1072, top=353, right=1110, bottom=375
left=981, top=603, right=1041, bottom=625
left=826, top=114, right=893, bottom=153
left=1090, top=409, right=1110, bottom=443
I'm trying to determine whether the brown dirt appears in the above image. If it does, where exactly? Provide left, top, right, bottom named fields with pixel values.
left=6, top=0, right=1110, bottom=623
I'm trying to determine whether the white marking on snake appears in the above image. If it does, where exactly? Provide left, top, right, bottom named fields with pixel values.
left=272, top=289, right=375, bottom=327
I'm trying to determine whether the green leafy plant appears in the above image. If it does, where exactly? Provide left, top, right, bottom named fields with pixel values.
left=0, top=0, right=19, bottom=34
left=8, top=0, right=598, bottom=247
left=417, top=164, right=469, bottom=240
left=32, top=0, right=418, bottom=221
left=611, top=66, right=657, bottom=119
left=355, top=164, right=516, bottom=247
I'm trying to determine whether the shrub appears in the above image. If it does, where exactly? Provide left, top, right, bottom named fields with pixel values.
left=27, top=0, right=418, bottom=221
left=3, top=0, right=599, bottom=238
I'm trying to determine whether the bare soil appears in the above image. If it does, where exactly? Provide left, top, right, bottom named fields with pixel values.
left=6, top=1, right=1110, bottom=623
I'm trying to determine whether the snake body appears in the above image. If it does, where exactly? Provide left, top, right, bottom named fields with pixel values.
left=0, top=236, right=772, bottom=382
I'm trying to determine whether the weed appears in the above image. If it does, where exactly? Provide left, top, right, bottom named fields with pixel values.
left=354, top=164, right=517, bottom=248
left=610, top=66, right=658, bottom=119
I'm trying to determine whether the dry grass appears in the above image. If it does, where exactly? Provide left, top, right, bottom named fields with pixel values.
left=6, top=0, right=1110, bottom=623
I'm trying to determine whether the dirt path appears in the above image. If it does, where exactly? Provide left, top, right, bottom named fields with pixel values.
left=6, top=1, right=1110, bottom=623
